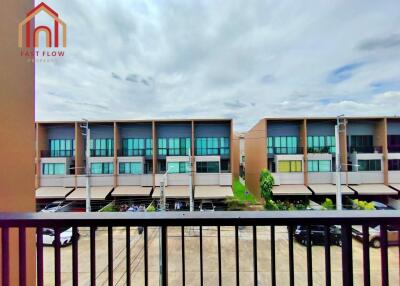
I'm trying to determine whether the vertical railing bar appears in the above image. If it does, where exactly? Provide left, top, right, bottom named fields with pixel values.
left=341, top=224, right=353, bottom=286
left=362, top=225, right=370, bottom=286
left=324, top=225, right=331, bottom=286
left=161, top=226, right=168, bottom=286
left=36, top=227, right=44, bottom=286
left=107, top=226, right=113, bottom=286
left=126, top=226, right=131, bottom=286
left=200, top=226, right=203, bottom=286
left=380, top=224, right=388, bottom=286
left=2, top=227, right=10, bottom=286
left=288, top=225, right=294, bottom=286
left=217, top=226, right=222, bottom=286
left=19, top=226, right=26, bottom=286
left=235, top=225, right=239, bottom=286
left=90, top=226, right=96, bottom=286
left=54, top=227, right=61, bottom=286
left=144, top=226, right=149, bottom=286
left=271, top=226, right=276, bottom=286
left=72, top=226, right=79, bottom=286
left=252, top=225, right=258, bottom=286
left=307, top=225, right=313, bottom=286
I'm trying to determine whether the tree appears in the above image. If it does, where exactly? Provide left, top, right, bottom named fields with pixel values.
left=259, top=168, right=274, bottom=201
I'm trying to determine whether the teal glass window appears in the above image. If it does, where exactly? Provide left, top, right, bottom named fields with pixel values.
left=49, top=139, right=74, bottom=157
left=220, top=137, right=230, bottom=155
left=42, top=163, right=66, bottom=175
left=90, top=139, right=114, bottom=156
left=158, top=138, right=167, bottom=155
left=196, top=161, right=219, bottom=173
left=145, top=139, right=153, bottom=156
left=119, top=162, right=143, bottom=174
left=358, top=160, right=381, bottom=171
left=308, top=160, right=332, bottom=172
left=91, top=162, right=114, bottom=174
left=267, top=136, right=298, bottom=154
left=167, top=162, right=188, bottom=173
left=122, top=138, right=150, bottom=156
left=307, top=136, right=336, bottom=153
left=195, top=137, right=228, bottom=155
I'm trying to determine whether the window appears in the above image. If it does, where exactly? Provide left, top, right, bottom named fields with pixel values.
left=49, top=139, right=75, bottom=157
left=220, top=137, right=230, bottom=155
left=196, top=161, right=219, bottom=173
left=267, top=136, right=298, bottom=154
left=90, top=139, right=114, bottom=156
left=389, top=159, right=400, bottom=171
left=195, top=137, right=228, bottom=155
left=91, top=162, right=114, bottom=174
left=308, top=160, right=332, bottom=172
left=220, top=159, right=230, bottom=172
left=358, top=160, right=381, bottom=171
left=167, top=162, right=189, bottom=173
left=159, top=137, right=191, bottom=156
left=119, top=162, right=143, bottom=174
left=145, top=139, right=153, bottom=156
left=388, top=135, right=400, bottom=152
left=42, top=163, right=66, bottom=175
left=278, top=160, right=302, bottom=172
left=307, top=136, right=336, bottom=153
left=121, top=138, right=151, bottom=156
left=349, top=135, right=373, bottom=153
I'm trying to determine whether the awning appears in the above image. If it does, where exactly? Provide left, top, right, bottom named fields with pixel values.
left=66, top=186, right=113, bottom=201
left=390, top=184, right=400, bottom=191
left=350, top=184, right=399, bottom=196
left=195, top=186, right=233, bottom=199
left=35, top=187, right=74, bottom=199
left=272, top=185, right=312, bottom=196
left=112, top=186, right=152, bottom=197
left=152, top=186, right=190, bottom=199
left=308, top=184, right=354, bottom=195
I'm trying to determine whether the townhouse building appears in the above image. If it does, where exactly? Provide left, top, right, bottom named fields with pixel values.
left=245, top=117, right=400, bottom=203
left=35, top=119, right=235, bottom=205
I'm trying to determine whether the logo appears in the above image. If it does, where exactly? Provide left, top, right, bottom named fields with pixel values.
left=18, top=2, right=66, bottom=62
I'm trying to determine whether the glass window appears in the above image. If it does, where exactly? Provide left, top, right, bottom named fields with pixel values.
left=158, top=138, right=167, bottom=155
left=358, top=160, right=381, bottom=171
left=42, top=163, right=65, bottom=175
left=308, top=160, right=331, bottom=172
left=119, top=162, right=142, bottom=174
left=389, top=159, right=400, bottom=170
left=167, top=162, right=188, bottom=173
left=278, top=160, right=302, bottom=172
left=196, top=161, right=219, bottom=173
left=91, top=139, right=114, bottom=156
left=91, top=162, right=114, bottom=174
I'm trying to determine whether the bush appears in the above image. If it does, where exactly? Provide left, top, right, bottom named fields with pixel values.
left=100, top=202, right=117, bottom=212
left=352, top=199, right=376, bottom=210
left=146, top=202, right=156, bottom=212
left=225, top=197, right=246, bottom=211
left=321, top=198, right=335, bottom=210
left=265, top=199, right=309, bottom=211
left=259, top=169, right=274, bottom=201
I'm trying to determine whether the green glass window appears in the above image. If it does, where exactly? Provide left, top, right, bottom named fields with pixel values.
left=196, top=161, right=219, bottom=173
left=158, top=138, right=167, bottom=155
left=42, top=163, right=66, bottom=175
left=220, top=137, right=230, bottom=155
left=49, top=139, right=74, bottom=157
left=90, top=139, right=114, bottom=156
left=145, top=139, right=153, bottom=156
left=267, top=136, right=298, bottom=154
left=122, top=138, right=150, bottom=156
left=119, top=162, right=143, bottom=174
left=308, top=160, right=332, bottom=172
left=91, top=162, right=114, bottom=174
left=195, top=137, right=228, bottom=155
left=167, top=162, right=188, bottom=173
left=358, top=160, right=381, bottom=171
left=307, top=136, right=336, bottom=153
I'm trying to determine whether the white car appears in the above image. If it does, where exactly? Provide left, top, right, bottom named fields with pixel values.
left=200, top=200, right=215, bottom=211
left=42, top=228, right=75, bottom=247
left=41, top=201, right=72, bottom=213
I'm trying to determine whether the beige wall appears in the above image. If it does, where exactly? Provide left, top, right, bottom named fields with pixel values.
left=244, top=119, right=267, bottom=199
left=231, top=133, right=240, bottom=179
left=0, top=0, right=36, bottom=284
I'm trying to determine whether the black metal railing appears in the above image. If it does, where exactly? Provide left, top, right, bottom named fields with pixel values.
left=349, top=146, right=382, bottom=153
left=388, top=146, right=400, bottom=153
left=118, top=149, right=146, bottom=156
left=195, top=148, right=230, bottom=156
left=40, top=150, right=74, bottom=157
left=268, top=147, right=304, bottom=154
left=307, top=146, right=336, bottom=154
left=0, top=211, right=398, bottom=286
left=90, top=149, right=114, bottom=157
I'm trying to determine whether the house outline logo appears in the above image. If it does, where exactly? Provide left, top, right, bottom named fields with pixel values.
left=18, top=2, right=67, bottom=48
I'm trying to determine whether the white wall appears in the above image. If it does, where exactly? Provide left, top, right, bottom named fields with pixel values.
left=308, top=172, right=333, bottom=184
left=89, top=175, right=114, bottom=186
left=358, top=171, right=384, bottom=184
left=273, top=172, right=304, bottom=185
left=389, top=171, right=400, bottom=183
left=117, top=175, right=141, bottom=186
left=219, top=173, right=232, bottom=186
left=167, top=156, right=190, bottom=163
left=40, top=175, right=75, bottom=187
left=195, top=173, right=220, bottom=185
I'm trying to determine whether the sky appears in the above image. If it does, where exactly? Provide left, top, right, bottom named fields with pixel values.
left=35, top=0, right=400, bottom=131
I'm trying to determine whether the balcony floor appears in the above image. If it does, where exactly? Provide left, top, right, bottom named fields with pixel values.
left=43, top=226, right=399, bottom=285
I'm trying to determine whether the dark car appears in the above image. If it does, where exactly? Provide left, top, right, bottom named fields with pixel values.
left=293, top=225, right=342, bottom=246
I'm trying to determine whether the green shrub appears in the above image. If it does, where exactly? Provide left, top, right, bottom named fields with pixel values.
left=225, top=197, right=246, bottom=211
left=352, top=199, right=376, bottom=210
left=100, top=202, right=117, bottom=212
left=321, top=198, right=335, bottom=210
left=265, top=199, right=309, bottom=211
left=146, top=202, right=156, bottom=212
left=259, top=169, right=274, bottom=201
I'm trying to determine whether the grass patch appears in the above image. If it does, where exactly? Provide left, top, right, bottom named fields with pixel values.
left=232, top=178, right=257, bottom=204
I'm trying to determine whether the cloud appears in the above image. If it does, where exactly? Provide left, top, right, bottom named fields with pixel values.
left=358, top=34, right=400, bottom=51
left=35, top=0, right=400, bottom=131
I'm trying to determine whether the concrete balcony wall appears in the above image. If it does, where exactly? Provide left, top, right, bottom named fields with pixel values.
left=167, top=156, right=190, bottom=163
left=388, top=153, right=400, bottom=160
left=40, top=175, right=75, bottom=187
left=219, top=173, right=232, bottom=186
left=307, top=153, right=332, bottom=160
left=117, top=157, right=144, bottom=163
left=117, top=175, right=141, bottom=186
left=388, top=171, right=400, bottom=183
left=358, top=171, right=384, bottom=184
left=89, top=157, right=114, bottom=164
left=195, top=173, right=220, bottom=185
left=272, top=172, right=304, bottom=185
left=308, top=172, right=333, bottom=184
left=89, top=175, right=114, bottom=186
left=195, top=155, right=220, bottom=162
left=140, top=174, right=153, bottom=186
left=167, top=173, right=190, bottom=185
left=40, top=157, right=72, bottom=175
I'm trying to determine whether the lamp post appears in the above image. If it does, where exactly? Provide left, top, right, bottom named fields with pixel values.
left=335, top=115, right=345, bottom=210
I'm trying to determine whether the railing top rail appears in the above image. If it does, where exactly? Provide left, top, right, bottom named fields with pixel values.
left=0, top=211, right=399, bottom=228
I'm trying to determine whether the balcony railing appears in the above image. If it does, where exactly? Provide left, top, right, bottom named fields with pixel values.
left=269, top=147, right=304, bottom=154
left=0, top=211, right=398, bottom=286
left=40, top=150, right=74, bottom=158
left=118, top=149, right=146, bottom=156
left=90, top=149, right=114, bottom=157
left=307, top=146, right=336, bottom=154
left=195, top=148, right=230, bottom=156
left=388, top=146, right=400, bottom=153
left=349, top=146, right=382, bottom=153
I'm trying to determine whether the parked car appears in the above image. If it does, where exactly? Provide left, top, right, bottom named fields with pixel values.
left=41, top=200, right=72, bottom=213
left=352, top=225, right=399, bottom=248
left=293, top=225, right=342, bottom=246
left=42, top=227, right=77, bottom=247
left=200, top=200, right=215, bottom=212
left=371, top=201, right=394, bottom=210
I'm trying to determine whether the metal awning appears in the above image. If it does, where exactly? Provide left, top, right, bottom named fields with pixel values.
left=112, top=186, right=152, bottom=197
left=152, top=186, right=190, bottom=199
left=272, top=185, right=312, bottom=196
left=350, top=184, right=399, bottom=196
left=66, top=186, right=113, bottom=201
left=35, top=187, right=74, bottom=199
left=390, top=184, right=400, bottom=191
left=194, top=186, right=233, bottom=199
left=308, top=184, right=354, bottom=195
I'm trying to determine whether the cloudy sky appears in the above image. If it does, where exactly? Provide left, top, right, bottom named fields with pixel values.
left=35, top=0, right=400, bottom=131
